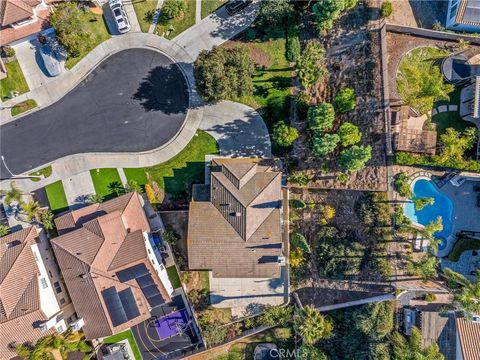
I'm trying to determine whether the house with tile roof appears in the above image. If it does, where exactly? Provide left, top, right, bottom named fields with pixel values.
left=0, top=226, right=68, bottom=359
left=0, top=0, right=52, bottom=46
left=446, top=0, right=480, bottom=32
left=51, top=192, right=174, bottom=340
left=187, top=158, right=287, bottom=310
left=455, top=316, right=480, bottom=360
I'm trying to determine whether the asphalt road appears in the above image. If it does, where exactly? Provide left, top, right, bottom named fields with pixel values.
left=0, top=48, right=189, bottom=177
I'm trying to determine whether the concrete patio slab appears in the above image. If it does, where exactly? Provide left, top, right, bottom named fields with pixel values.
left=62, top=171, right=95, bottom=209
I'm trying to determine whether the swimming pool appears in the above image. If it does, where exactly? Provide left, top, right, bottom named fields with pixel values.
left=404, top=179, right=454, bottom=251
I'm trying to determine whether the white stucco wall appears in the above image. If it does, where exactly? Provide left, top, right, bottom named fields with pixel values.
left=143, top=232, right=174, bottom=295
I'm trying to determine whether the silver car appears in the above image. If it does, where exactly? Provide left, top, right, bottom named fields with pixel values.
left=109, top=0, right=130, bottom=34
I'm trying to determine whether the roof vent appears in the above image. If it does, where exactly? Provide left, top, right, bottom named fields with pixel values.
left=220, top=203, right=230, bottom=207
left=79, top=274, right=88, bottom=279
left=235, top=212, right=241, bottom=217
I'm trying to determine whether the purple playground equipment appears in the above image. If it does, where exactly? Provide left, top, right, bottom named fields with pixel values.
left=155, top=309, right=190, bottom=340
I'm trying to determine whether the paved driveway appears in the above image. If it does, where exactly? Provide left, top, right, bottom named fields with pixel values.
left=0, top=48, right=188, bottom=176
left=62, top=171, right=95, bottom=209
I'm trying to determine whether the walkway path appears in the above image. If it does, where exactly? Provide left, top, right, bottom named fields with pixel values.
left=195, top=0, right=202, bottom=24
left=148, top=0, right=164, bottom=34
left=123, top=0, right=141, bottom=32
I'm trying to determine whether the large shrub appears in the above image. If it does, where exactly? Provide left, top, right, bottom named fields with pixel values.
left=161, top=0, right=185, bottom=20
left=338, top=145, right=372, bottom=172
left=257, top=0, right=294, bottom=28
left=381, top=1, right=393, bottom=17
left=194, top=46, right=255, bottom=103
left=273, top=121, right=299, bottom=147
left=334, top=87, right=356, bottom=113
left=312, top=133, right=340, bottom=157
left=286, top=25, right=301, bottom=62
left=337, top=122, right=361, bottom=146
left=313, top=0, right=357, bottom=34
left=297, top=41, right=328, bottom=89
left=291, top=233, right=311, bottom=253
left=308, top=102, right=335, bottom=132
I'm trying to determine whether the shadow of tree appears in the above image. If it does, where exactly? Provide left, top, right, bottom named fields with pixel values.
left=133, top=65, right=189, bottom=114
left=162, top=161, right=207, bottom=201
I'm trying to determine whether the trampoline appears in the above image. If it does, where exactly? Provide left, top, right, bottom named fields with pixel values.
left=155, top=309, right=190, bottom=340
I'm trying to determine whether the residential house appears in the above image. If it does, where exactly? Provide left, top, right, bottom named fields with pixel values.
left=0, top=0, right=52, bottom=46
left=187, top=158, right=287, bottom=309
left=456, top=316, right=480, bottom=360
left=0, top=226, right=68, bottom=359
left=446, top=0, right=480, bottom=32
left=51, top=192, right=174, bottom=340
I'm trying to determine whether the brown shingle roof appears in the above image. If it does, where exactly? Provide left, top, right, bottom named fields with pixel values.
left=456, top=317, right=480, bottom=360
left=51, top=193, right=170, bottom=340
left=0, top=0, right=40, bottom=26
left=0, top=227, right=55, bottom=359
left=188, top=158, right=283, bottom=278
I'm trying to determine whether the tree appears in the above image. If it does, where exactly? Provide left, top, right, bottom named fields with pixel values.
left=413, top=197, right=434, bottom=211
left=337, top=122, right=361, bottom=146
left=0, top=225, right=10, bottom=237
left=319, top=204, right=335, bottom=225
left=161, top=0, right=185, bottom=19
left=286, top=25, right=301, bottom=62
left=308, top=102, right=335, bottom=132
left=291, top=233, right=311, bottom=253
left=312, top=133, right=340, bottom=157
left=162, top=229, right=179, bottom=245
left=39, top=210, right=55, bottom=231
left=288, top=171, right=312, bottom=187
left=107, top=181, right=125, bottom=197
left=407, top=254, right=438, bottom=281
left=256, top=305, right=294, bottom=327
left=126, top=179, right=143, bottom=194
left=297, top=41, right=328, bottom=89
left=50, top=2, right=92, bottom=57
left=391, top=327, right=444, bottom=360
left=3, top=182, right=22, bottom=206
left=145, top=183, right=157, bottom=204
left=444, top=268, right=480, bottom=315
left=394, top=172, right=413, bottom=198
left=334, top=87, right=356, bottom=112
left=437, top=127, right=477, bottom=165
left=290, top=248, right=305, bottom=268
left=357, top=301, right=394, bottom=341
left=22, top=201, right=40, bottom=222
left=87, top=193, right=104, bottom=204
left=257, top=0, right=294, bottom=28
left=381, top=1, right=393, bottom=17
left=273, top=121, right=299, bottom=147
left=194, top=46, right=255, bottom=103
left=294, top=305, right=333, bottom=345
left=298, top=345, right=328, bottom=360
left=313, top=0, right=357, bottom=34
left=338, top=145, right=372, bottom=172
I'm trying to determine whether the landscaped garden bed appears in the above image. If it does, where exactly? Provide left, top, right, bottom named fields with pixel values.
left=155, top=0, right=196, bottom=39
left=11, top=99, right=37, bottom=116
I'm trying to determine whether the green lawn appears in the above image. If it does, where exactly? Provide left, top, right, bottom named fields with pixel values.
left=132, top=0, right=158, bottom=32
left=448, top=236, right=480, bottom=262
left=90, top=168, right=123, bottom=199
left=103, top=330, right=142, bottom=360
left=155, top=0, right=196, bottom=39
left=123, top=167, right=148, bottom=186
left=45, top=181, right=69, bottom=214
left=166, top=265, right=182, bottom=288
left=145, top=130, right=218, bottom=200
left=11, top=99, right=37, bottom=116
left=0, top=60, right=29, bottom=100
left=201, top=0, right=227, bottom=18
left=431, top=111, right=474, bottom=136
left=29, top=165, right=52, bottom=182
left=65, top=12, right=111, bottom=69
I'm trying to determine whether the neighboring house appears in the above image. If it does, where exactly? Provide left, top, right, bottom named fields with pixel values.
left=0, top=0, right=52, bottom=46
left=188, top=158, right=287, bottom=309
left=51, top=192, right=174, bottom=340
left=0, top=226, right=67, bottom=359
left=446, top=0, right=480, bottom=32
left=456, top=316, right=480, bottom=360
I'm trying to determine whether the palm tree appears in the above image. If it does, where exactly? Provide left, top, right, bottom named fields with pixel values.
left=391, top=327, right=444, bottom=360
left=0, top=225, right=10, bottom=237
left=293, top=305, right=333, bottom=345
left=87, top=194, right=104, bottom=204
left=2, top=183, right=22, bottom=206
left=444, top=268, right=480, bottom=315
left=22, top=201, right=40, bottom=222
left=407, top=254, right=438, bottom=281
left=39, top=210, right=55, bottom=232
left=107, top=181, right=125, bottom=197
left=127, top=179, right=143, bottom=194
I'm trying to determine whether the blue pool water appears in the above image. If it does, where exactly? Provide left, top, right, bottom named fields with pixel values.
left=404, top=179, right=454, bottom=251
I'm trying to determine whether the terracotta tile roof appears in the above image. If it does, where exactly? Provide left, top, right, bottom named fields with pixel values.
left=52, top=193, right=170, bottom=340
left=456, top=317, right=480, bottom=360
left=455, top=0, right=480, bottom=27
left=0, top=0, right=39, bottom=26
left=0, top=6, right=50, bottom=46
left=188, top=158, right=283, bottom=278
left=0, top=227, right=55, bottom=359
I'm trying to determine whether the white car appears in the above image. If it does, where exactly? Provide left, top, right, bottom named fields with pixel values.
left=109, top=0, right=130, bottom=34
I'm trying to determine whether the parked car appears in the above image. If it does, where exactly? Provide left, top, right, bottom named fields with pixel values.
left=225, top=0, right=252, bottom=15
left=39, top=44, right=62, bottom=77
left=109, top=0, right=131, bottom=34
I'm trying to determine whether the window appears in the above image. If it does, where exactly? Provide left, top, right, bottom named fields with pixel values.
left=40, top=278, right=48, bottom=289
left=53, top=281, right=62, bottom=294
left=59, top=298, right=66, bottom=305
left=57, top=325, right=64, bottom=333
left=48, top=270, right=53, bottom=278
left=33, top=251, right=39, bottom=261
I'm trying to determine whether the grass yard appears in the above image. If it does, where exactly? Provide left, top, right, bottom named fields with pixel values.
left=45, top=180, right=69, bottom=214
left=155, top=0, right=196, bottom=39
left=90, top=168, right=123, bottom=199
left=123, top=167, right=148, bottom=186
left=166, top=265, right=182, bottom=288
left=145, top=130, right=218, bottom=200
left=132, top=0, right=158, bottom=32
left=11, top=99, right=37, bottom=116
left=431, top=111, right=474, bottom=136
left=201, top=0, right=227, bottom=18
left=0, top=60, right=29, bottom=100
left=29, top=166, right=52, bottom=182
left=448, top=236, right=480, bottom=262
left=103, top=330, right=142, bottom=360
left=65, top=12, right=111, bottom=69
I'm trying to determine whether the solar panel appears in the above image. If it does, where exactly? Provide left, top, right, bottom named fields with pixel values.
left=147, top=294, right=165, bottom=307
left=116, top=263, right=149, bottom=282
left=119, top=288, right=140, bottom=320
left=102, top=287, right=128, bottom=327
left=137, top=274, right=155, bottom=287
